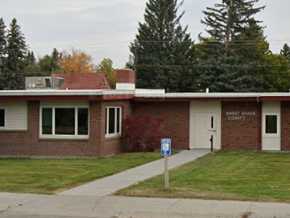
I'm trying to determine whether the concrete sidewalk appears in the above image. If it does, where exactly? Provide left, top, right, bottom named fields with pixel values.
left=1, top=193, right=290, bottom=218
left=60, top=149, right=209, bottom=197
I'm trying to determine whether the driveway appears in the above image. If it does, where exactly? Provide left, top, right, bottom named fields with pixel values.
left=60, top=149, right=210, bottom=196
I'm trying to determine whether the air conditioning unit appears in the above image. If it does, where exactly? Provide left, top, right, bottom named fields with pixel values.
left=25, top=76, right=64, bottom=90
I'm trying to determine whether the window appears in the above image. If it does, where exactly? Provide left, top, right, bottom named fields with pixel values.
left=55, top=108, right=75, bottom=135
left=42, top=108, right=52, bottom=134
left=106, top=107, right=122, bottom=137
left=265, top=115, right=278, bottom=134
left=0, top=109, right=5, bottom=127
left=40, top=107, right=89, bottom=139
left=78, top=108, right=89, bottom=135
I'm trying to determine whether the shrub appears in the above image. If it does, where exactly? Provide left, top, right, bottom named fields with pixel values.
left=122, top=115, right=164, bottom=152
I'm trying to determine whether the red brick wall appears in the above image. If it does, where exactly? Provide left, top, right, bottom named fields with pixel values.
left=116, top=69, right=136, bottom=84
left=221, top=101, right=261, bottom=150
left=0, top=100, right=131, bottom=156
left=281, top=102, right=290, bottom=151
left=132, top=101, right=190, bottom=150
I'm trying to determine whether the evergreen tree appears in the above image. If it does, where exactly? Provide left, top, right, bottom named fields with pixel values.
left=201, top=0, right=265, bottom=56
left=51, top=48, right=60, bottom=71
left=198, top=0, right=266, bottom=92
left=0, top=18, right=6, bottom=60
left=25, top=51, right=36, bottom=65
left=280, top=44, right=290, bottom=62
left=0, top=18, right=7, bottom=89
left=4, top=18, right=27, bottom=89
left=130, top=0, right=196, bottom=92
left=38, top=48, right=60, bottom=74
left=24, top=50, right=41, bottom=76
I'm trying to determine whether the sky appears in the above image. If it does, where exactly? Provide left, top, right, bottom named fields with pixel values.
left=1, top=0, right=290, bottom=67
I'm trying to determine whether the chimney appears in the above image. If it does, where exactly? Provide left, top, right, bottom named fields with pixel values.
left=115, top=69, right=136, bottom=90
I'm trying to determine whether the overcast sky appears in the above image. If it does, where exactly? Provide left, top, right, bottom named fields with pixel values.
left=1, top=0, right=290, bottom=67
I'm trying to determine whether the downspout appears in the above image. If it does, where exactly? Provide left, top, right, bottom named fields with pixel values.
left=256, top=95, right=262, bottom=151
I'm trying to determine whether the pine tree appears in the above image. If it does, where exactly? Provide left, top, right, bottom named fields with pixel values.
left=25, top=51, right=36, bottom=65
left=0, top=18, right=6, bottom=59
left=281, top=44, right=290, bottom=62
left=24, top=51, right=42, bottom=76
left=130, top=0, right=196, bottom=92
left=4, top=18, right=27, bottom=89
left=198, top=0, right=266, bottom=92
left=51, top=48, right=60, bottom=71
left=201, top=0, right=265, bottom=56
left=231, top=19, right=270, bottom=91
left=38, top=48, right=60, bottom=74
left=0, top=18, right=7, bottom=89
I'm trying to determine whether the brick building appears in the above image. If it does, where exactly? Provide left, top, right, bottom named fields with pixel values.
left=0, top=69, right=289, bottom=156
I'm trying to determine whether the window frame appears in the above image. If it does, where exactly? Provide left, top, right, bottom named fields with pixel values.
left=39, top=105, right=89, bottom=140
left=0, top=108, right=6, bottom=128
left=263, top=113, right=280, bottom=137
left=105, top=106, right=122, bottom=138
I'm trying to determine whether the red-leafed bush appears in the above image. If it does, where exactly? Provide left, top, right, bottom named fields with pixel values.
left=122, top=115, right=164, bottom=152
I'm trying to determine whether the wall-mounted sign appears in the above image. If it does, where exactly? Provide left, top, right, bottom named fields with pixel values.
left=226, top=111, right=256, bottom=121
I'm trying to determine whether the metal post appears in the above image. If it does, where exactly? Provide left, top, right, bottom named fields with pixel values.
left=164, top=155, right=169, bottom=189
left=210, top=135, right=214, bottom=152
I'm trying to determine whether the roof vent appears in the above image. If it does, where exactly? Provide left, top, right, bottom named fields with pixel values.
left=206, top=88, right=210, bottom=93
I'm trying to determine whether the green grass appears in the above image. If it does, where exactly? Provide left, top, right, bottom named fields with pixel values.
left=118, top=151, right=290, bottom=202
left=0, top=152, right=160, bottom=194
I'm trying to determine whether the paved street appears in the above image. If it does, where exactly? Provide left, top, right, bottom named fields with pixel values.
left=60, top=150, right=210, bottom=196
left=1, top=193, right=290, bottom=218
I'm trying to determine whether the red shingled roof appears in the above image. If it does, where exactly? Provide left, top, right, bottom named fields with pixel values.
left=52, top=73, right=110, bottom=90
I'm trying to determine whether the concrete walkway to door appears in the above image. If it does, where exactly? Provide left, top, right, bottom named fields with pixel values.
left=60, top=149, right=210, bottom=197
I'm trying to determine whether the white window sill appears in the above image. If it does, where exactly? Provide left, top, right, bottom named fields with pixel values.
left=0, top=128, right=27, bottom=131
left=40, top=135, right=89, bottom=140
left=263, top=133, right=280, bottom=137
left=105, top=133, right=121, bottom=139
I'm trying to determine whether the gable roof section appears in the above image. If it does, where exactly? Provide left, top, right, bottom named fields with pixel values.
left=52, top=72, right=110, bottom=90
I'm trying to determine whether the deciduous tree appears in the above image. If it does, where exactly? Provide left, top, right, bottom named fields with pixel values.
left=58, top=49, right=95, bottom=74
left=97, top=58, right=116, bottom=88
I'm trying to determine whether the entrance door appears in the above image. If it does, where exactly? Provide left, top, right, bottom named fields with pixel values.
left=190, top=101, right=221, bottom=150
left=193, top=113, right=217, bottom=149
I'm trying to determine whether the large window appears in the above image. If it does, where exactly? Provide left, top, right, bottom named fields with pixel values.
left=0, top=109, right=5, bottom=127
left=105, top=107, right=122, bottom=137
left=40, top=107, right=89, bottom=139
left=265, top=114, right=278, bottom=135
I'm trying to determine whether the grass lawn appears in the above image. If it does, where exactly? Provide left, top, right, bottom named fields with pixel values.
left=118, top=151, right=290, bottom=202
left=0, top=152, right=160, bottom=194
